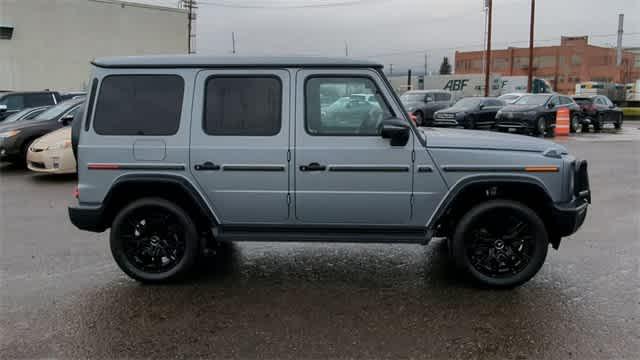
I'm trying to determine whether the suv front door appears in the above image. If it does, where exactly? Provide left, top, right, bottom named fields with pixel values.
left=190, top=70, right=291, bottom=224
left=295, top=70, right=414, bottom=225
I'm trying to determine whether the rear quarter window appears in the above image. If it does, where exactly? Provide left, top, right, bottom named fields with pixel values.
left=93, top=75, right=184, bottom=136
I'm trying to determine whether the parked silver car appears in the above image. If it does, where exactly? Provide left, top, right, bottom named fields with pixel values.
left=69, top=55, right=590, bottom=288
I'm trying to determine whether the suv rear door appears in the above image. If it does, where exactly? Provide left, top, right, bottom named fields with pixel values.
left=294, top=69, right=414, bottom=225
left=190, top=69, right=291, bottom=224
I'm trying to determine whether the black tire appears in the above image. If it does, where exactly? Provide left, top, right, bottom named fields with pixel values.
left=614, top=113, right=622, bottom=130
left=451, top=199, right=549, bottom=288
left=581, top=123, right=590, bottom=133
left=570, top=114, right=580, bottom=133
left=535, top=117, right=546, bottom=136
left=464, top=116, right=476, bottom=130
left=414, top=111, right=424, bottom=127
left=594, top=114, right=603, bottom=131
left=110, top=197, right=199, bottom=283
left=21, top=138, right=37, bottom=168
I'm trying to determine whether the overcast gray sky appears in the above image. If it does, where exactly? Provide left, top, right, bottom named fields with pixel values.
left=148, top=0, right=639, bottom=74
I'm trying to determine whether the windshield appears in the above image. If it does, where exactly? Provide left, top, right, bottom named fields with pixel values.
left=452, top=97, right=482, bottom=108
left=514, top=95, right=551, bottom=105
left=33, top=100, right=80, bottom=121
left=400, top=93, right=426, bottom=102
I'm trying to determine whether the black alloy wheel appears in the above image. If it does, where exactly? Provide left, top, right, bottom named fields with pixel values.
left=110, top=198, right=199, bottom=283
left=451, top=200, right=549, bottom=288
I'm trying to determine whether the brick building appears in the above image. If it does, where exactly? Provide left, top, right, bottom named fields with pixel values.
left=454, top=36, right=640, bottom=94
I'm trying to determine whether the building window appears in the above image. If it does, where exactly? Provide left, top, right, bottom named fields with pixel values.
left=571, top=55, right=582, bottom=65
left=0, top=26, right=14, bottom=40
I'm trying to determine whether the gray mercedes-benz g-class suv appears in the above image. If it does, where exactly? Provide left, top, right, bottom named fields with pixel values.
left=69, top=55, right=590, bottom=288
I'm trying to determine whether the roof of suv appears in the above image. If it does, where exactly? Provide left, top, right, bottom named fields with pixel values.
left=92, top=55, right=383, bottom=69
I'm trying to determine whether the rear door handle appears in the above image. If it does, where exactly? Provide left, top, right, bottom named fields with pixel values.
left=299, top=162, right=326, bottom=172
left=194, top=161, right=220, bottom=171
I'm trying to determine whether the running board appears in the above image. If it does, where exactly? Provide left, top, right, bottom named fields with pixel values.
left=216, top=227, right=432, bottom=244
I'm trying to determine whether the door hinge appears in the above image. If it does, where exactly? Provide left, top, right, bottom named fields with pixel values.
left=411, top=150, right=415, bottom=162
left=287, top=149, right=291, bottom=162
left=287, top=194, right=291, bottom=204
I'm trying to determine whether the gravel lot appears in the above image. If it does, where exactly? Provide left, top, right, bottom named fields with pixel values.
left=1, top=125, right=639, bottom=359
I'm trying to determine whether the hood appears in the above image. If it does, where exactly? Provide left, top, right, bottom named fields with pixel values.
left=501, top=104, right=541, bottom=112
left=402, top=101, right=423, bottom=110
left=438, top=105, right=471, bottom=113
left=31, top=126, right=71, bottom=149
left=421, top=127, right=567, bottom=154
left=0, top=118, right=52, bottom=133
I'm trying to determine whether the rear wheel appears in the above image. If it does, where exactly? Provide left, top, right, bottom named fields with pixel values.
left=110, top=197, right=199, bottom=283
left=451, top=200, right=549, bottom=288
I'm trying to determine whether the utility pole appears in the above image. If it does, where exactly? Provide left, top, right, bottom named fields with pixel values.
left=424, top=52, right=428, bottom=77
left=389, top=64, right=393, bottom=76
left=527, top=0, right=535, bottom=93
left=407, top=69, right=412, bottom=91
left=616, top=14, right=624, bottom=66
left=344, top=41, right=349, bottom=57
left=181, top=0, right=197, bottom=54
left=484, top=0, right=493, bottom=97
left=231, top=32, right=236, bottom=54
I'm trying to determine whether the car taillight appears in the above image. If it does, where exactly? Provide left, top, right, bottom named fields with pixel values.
left=73, top=186, right=79, bottom=199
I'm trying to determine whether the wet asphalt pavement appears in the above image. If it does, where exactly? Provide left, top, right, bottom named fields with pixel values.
left=1, top=125, right=639, bottom=359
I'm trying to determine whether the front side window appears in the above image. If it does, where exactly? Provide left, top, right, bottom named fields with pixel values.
left=25, top=93, right=54, bottom=107
left=93, top=75, right=184, bottom=136
left=204, top=77, right=281, bottom=136
left=306, top=77, right=393, bottom=136
left=0, top=95, right=24, bottom=110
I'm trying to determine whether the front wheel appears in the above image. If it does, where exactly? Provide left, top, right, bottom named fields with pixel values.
left=414, top=111, right=424, bottom=127
left=614, top=113, right=623, bottom=130
left=570, top=114, right=580, bottom=133
left=535, top=117, right=546, bottom=136
left=451, top=200, right=549, bottom=288
left=110, top=197, right=200, bottom=283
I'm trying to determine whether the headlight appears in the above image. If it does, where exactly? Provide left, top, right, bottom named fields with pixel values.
left=0, top=130, right=20, bottom=138
left=46, top=140, right=71, bottom=151
left=496, top=110, right=503, bottom=116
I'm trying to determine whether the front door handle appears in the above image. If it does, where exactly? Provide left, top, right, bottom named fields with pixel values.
left=299, top=162, right=326, bottom=172
left=194, top=161, right=220, bottom=171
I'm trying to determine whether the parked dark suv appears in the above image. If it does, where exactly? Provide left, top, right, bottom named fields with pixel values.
left=572, top=95, right=623, bottom=132
left=433, top=97, right=505, bottom=129
left=400, top=90, right=452, bottom=126
left=0, top=91, right=61, bottom=121
left=495, top=94, right=581, bottom=136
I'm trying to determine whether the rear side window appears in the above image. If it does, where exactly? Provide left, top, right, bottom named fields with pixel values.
left=93, top=75, right=184, bottom=136
left=25, top=93, right=54, bottom=107
left=435, top=93, right=450, bottom=101
left=203, top=77, right=282, bottom=136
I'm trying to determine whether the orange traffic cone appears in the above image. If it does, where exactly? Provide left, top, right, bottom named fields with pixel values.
left=555, top=108, right=570, bottom=136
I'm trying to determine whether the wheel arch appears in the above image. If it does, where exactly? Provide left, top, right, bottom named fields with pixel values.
left=427, top=175, right=561, bottom=248
left=101, top=174, right=219, bottom=232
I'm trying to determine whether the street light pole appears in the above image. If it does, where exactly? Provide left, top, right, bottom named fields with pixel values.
left=527, top=0, right=536, bottom=92
left=484, top=0, right=493, bottom=97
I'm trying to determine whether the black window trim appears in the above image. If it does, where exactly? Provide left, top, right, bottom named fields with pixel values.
left=303, top=74, right=396, bottom=137
left=93, top=74, right=185, bottom=136
left=84, top=78, right=99, bottom=131
left=202, top=74, right=283, bottom=137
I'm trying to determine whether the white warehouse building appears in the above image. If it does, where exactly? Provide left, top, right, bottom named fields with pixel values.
left=0, top=0, right=188, bottom=91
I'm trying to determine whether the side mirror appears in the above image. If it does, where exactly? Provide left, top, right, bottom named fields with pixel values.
left=0, top=105, right=7, bottom=113
left=478, top=104, right=485, bottom=110
left=424, top=97, right=433, bottom=103
left=59, top=114, right=74, bottom=125
left=379, top=118, right=410, bottom=146
left=547, top=103, right=555, bottom=109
